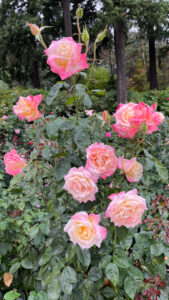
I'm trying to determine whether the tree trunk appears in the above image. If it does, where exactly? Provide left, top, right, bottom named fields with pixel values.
left=61, top=0, right=72, bottom=37
left=33, top=60, right=40, bottom=88
left=149, top=37, right=158, bottom=90
left=114, top=20, right=127, bottom=104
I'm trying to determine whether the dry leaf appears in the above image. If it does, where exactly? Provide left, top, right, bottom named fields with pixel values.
left=3, top=272, right=13, bottom=287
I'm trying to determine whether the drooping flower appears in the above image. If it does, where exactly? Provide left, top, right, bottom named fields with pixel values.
left=105, top=189, right=147, bottom=228
left=85, top=142, right=117, bottom=180
left=44, top=37, right=88, bottom=80
left=13, top=94, right=42, bottom=122
left=4, top=149, right=27, bottom=176
left=118, top=157, right=143, bottom=182
left=85, top=110, right=94, bottom=117
left=64, top=167, right=98, bottom=203
left=64, top=212, right=107, bottom=249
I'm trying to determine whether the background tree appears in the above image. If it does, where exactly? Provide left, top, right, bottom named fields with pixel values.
left=136, top=0, right=169, bottom=90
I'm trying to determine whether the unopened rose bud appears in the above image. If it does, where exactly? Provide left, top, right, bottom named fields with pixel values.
left=164, top=256, right=168, bottom=261
left=28, top=23, right=40, bottom=37
left=76, top=6, right=83, bottom=19
left=82, top=26, right=89, bottom=43
left=96, top=26, right=107, bottom=43
left=103, top=110, right=111, bottom=122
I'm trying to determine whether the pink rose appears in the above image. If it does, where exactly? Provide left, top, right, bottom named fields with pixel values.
left=85, top=110, right=94, bottom=117
left=118, top=157, right=143, bottom=182
left=112, top=102, right=138, bottom=138
left=105, top=132, right=111, bottom=138
left=63, top=167, right=98, bottom=203
left=14, top=129, right=20, bottom=135
left=13, top=94, right=42, bottom=122
left=86, top=142, right=117, bottom=180
left=2, top=115, right=8, bottom=120
left=112, top=102, right=165, bottom=138
left=4, top=149, right=27, bottom=176
left=44, top=37, right=88, bottom=80
left=167, top=98, right=169, bottom=101
left=64, top=212, right=107, bottom=249
left=105, top=189, right=147, bottom=228
left=130, top=103, right=165, bottom=135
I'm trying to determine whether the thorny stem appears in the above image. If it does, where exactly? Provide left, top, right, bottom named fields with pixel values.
left=77, top=17, right=81, bottom=43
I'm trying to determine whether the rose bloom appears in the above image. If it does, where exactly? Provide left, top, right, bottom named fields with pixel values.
left=112, top=102, right=138, bottom=138
left=4, top=149, right=27, bottom=176
left=86, top=142, right=117, bottom=180
left=14, top=129, right=20, bottom=135
left=130, top=102, right=165, bottom=135
left=44, top=37, right=88, bottom=80
left=63, top=167, right=98, bottom=203
left=105, top=132, right=111, bottom=138
left=13, top=94, right=42, bottom=122
left=105, top=189, right=147, bottom=228
left=112, top=102, right=165, bottom=138
left=118, top=157, right=143, bottom=182
left=64, top=212, right=107, bottom=249
left=2, top=115, right=8, bottom=120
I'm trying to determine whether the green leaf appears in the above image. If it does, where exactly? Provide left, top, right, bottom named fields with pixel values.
left=47, top=279, right=61, bottom=300
left=39, top=252, right=53, bottom=266
left=88, top=267, right=102, bottom=281
left=21, top=257, right=34, bottom=269
left=46, top=82, right=69, bottom=105
left=124, top=276, right=137, bottom=299
left=114, top=255, right=131, bottom=269
left=66, top=96, right=77, bottom=106
left=91, top=89, right=106, bottom=96
left=65, top=244, right=76, bottom=263
left=106, top=263, right=119, bottom=286
left=29, top=224, right=39, bottom=239
left=0, top=221, right=6, bottom=230
left=4, top=291, right=21, bottom=300
left=150, top=242, right=165, bottom=256
left=10, top=262, right=20, bottom=274
left=99, top=255, right=112, bottom=270
left=154, top=160, right=168, bottom=183
left=83, top=94, right=92, bottom=107
left=76, top=246, right=91, bottom=267
left=127, top=266, right=143, bottom=281
left=54, top=159, right=71, bottom=181
left=62, top=267, right=77, bottom=284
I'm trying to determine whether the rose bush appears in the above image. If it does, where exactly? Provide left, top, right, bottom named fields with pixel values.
left=0, top=7, right=168, bottom=300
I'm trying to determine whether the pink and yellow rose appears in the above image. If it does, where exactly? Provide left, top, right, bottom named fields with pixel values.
left=105, top=189, right=147, bottom=228
left=13, top=94, right=42, bottom=122
left=44, top=37, right=88, bottom=80
left=85, top=142, right=118, bottom=180
left=64, top=212, right=107, bottom=249
left=112, top=102, right=165, bottom=138
left=63, top=167, right=98, bottom=203
left=4, top=149, right=27, bottom=176
left=118, top=157, right=143, bottom=182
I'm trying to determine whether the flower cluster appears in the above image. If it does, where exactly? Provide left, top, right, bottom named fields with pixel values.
left=64, top=142, right=147, bottom=249
left=112, top=102, right=165, bottom=138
